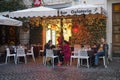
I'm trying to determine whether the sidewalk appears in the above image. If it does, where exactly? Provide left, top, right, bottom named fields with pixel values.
left=0, top=56, right=120, bottom=80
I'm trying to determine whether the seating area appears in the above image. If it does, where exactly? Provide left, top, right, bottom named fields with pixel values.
left=44, top=49, right=58, bottom=67
left=3, top=45, right=36, bottom=64
left=0, top=42, right=109, bottom=69
left=26, top=47, right=35, bottom=62
left=16, top=47, right=27, bottom=64
left=5, top=48, right=16, bottom=64
left=70, top=48, right=90, bottom=68
left=70, top=43, right=109, bottom=68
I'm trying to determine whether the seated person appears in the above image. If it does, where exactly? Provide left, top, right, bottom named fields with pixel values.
left=57, top=40, right=71, bottom=66
left=51, top=45, right=56, bottom=49
left=94, top=38, right=109, bottom=67
left=43, top=40, right=53, bottom=65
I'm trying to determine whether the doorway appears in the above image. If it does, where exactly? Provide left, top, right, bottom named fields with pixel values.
left=112, top=3, right=120, bottom=57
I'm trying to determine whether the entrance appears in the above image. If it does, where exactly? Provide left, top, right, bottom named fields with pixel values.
left=112, top=3, right=120, bottom=57
left=46, top=29, right=56, bottom=45
left=45, top=19, right=72, bottom=46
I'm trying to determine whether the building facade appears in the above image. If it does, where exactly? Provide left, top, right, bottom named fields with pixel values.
left=22, top=0, right=120, bottom=59
left=107, top=0, right=120, bottom=59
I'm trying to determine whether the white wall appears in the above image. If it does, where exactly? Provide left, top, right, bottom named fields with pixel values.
left=23, top=0, right=33, bottom=8
left=78, top=0, right=106, bottom=7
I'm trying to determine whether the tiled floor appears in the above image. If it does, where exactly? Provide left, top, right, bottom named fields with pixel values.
left=0, top=56, right=120, bottom=80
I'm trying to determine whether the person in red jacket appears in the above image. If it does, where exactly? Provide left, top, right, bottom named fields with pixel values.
left=57, top=40, right=71, bottom=66
left=62, top=40, right=71, bottom=66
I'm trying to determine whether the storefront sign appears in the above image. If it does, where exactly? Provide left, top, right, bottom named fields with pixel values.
left=59, top=5, right=102, bottom=16
left=60, top=9, right=92, bottom=15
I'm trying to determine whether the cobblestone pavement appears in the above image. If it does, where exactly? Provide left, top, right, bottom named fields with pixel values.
left=0, top=56, right=120, bottom=80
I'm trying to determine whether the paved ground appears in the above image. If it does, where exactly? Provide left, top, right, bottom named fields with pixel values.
left=0, top=56, right=120, bottom=80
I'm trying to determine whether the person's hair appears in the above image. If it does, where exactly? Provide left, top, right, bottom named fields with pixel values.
left=81, top=44, right=84, bottom=48
left=64, top=40, right=69, bottom=44
left=48, top=40, right=52, bottom=43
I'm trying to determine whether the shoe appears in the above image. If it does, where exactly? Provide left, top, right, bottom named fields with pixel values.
left=66, top=64, right=69, bottom=66
left=57, top=63, right=61, bottom=66
left=57, top=62, right=62, bottom=67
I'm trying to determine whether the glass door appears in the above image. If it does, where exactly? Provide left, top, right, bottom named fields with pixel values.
left=46, top=29, right=56, bottom=45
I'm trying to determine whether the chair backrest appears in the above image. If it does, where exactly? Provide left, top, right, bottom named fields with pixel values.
left=104, top=44, right=109, bottom=57
left=6, top=48, right=11, bottom=56
left=79, top=50, right=88, bottom=57
left=30, top=47, right=34, bottom=53
left=74, top=48, right=80, bottom=56
left=74, top=44, right=81, bottom=48
left=16, top=48, right=25, bottom=56
left=12, top=46, right=17, bottom=53
left=46, top=49, right=54, bottom=57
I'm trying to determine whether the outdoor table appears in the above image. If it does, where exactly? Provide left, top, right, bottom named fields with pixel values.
left=53, top=48, right=63, bottom=64
left=87, top=50, right=95, bottom=66
left=87, top=50, right=95, bottom=57
left=53, top=48, right=61, bottom=56
left=0, top=53, right=6, bottom=63
left=33, top=46, right=40, bottom=57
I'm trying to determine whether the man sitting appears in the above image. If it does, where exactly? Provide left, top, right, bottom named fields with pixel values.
left=94, top=38, right=109, bottom=67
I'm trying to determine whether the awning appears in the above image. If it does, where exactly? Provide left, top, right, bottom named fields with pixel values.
left=9, top=6, right=58, bottom=18
left=0, top=15, right=22, bottom=26
left=59, top=4, right=102, bottom=16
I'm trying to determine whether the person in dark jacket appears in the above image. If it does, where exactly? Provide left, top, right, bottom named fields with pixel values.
left=43, top=40, right=52, bottom=56
left=94, top=38, right=109, bottom=66
left=43, top=40, right=55, bottom=65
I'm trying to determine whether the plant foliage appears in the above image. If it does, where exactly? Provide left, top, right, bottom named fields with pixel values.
left=0, top=0, right=26, bottom=12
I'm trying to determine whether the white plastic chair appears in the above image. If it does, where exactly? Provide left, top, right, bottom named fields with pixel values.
left=45, top=49, right=58, bottom=67
left=99, top=56, right=107, bottom=68
left=5, top=48, right=16, bottom=64
left=78, top=50, right=90, bottom=68
left=99, top=45, right=108, bottom=68
left=11, top=46, right=17, bottom=53
left=16, top=48, right=27, bottom=64
left=71, top=44, right=81, bottom=55
left=26, top=47, right=35, bottom=62
left=70, top=48, right=80, bottom=67
left=39, top=49, right=44, bottom=56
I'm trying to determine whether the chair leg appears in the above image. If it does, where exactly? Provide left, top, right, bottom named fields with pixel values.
left=43, top=56, right=46, bottom=65
left=15, top=57, right=18, bottom=64
left=32, top=55, right=35, bottom=62
left=81, top=59, right=83, bottom=65
left=5, top=56, right=8, bottom=64
left=52, top=58, right=54, bottom=67
left=77, top=58, right=80, bottom=68
left=103, top=57, right=107, bottom=68
left=24, top=56, right=27, bottom=64
left=15, top=57, right=17, bottom=64
left=87, top=58, right=89, bottom=68
left=70, top=58, right=72, bottom=66
left=14, top=56, right=16, bottom=64
left=45, top=57, right=47, bottom=66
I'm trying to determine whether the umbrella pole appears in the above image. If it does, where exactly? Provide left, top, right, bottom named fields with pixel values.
left=60, top=18, right=64, bottom=47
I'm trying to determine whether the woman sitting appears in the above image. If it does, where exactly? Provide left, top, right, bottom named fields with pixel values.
left=57, top=40, right=71, bottom=66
